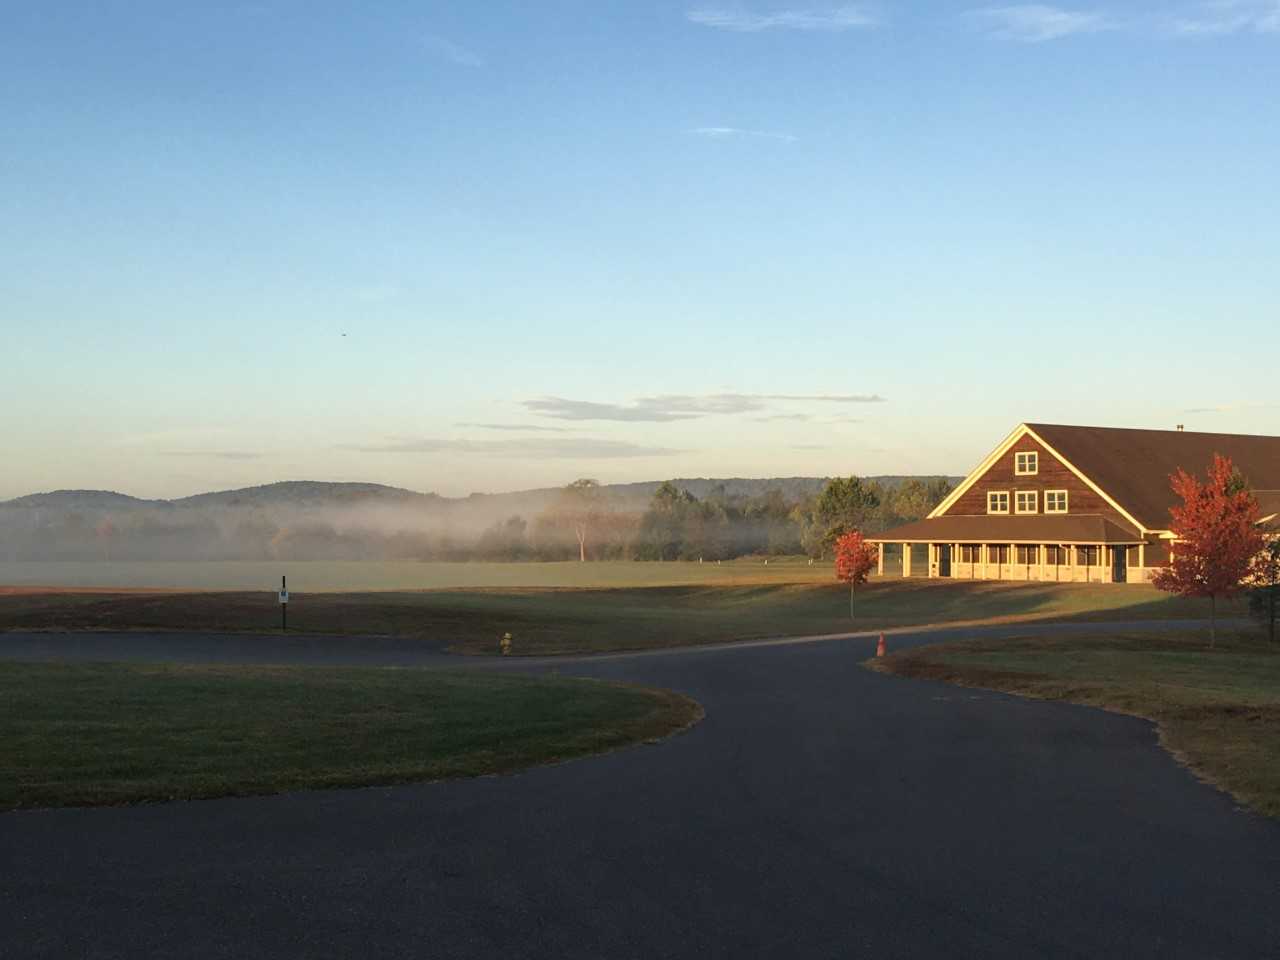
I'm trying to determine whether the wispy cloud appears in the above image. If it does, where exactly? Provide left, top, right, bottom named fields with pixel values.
left=693, top=126, right=798, bottom=143
left=422, top=34, right=484, bottom=67
left=970, top=4, right=1114, bottom=41
left=754, top=413, right=814, bottom=422
left=524, top=393, right=886, bottom=422
left=456, top=422, right=571, bottom=433
left=687, top=6, right=878, bottom=32
left=1172, top=1, right=1280, bottom=35
left=1182, top=402, right=1280, bottom=414
left=524, top=398, right=697, bottom=423
left=343, top=437, right=681, bottom=458
left=162, top=451, right=264, bottom=461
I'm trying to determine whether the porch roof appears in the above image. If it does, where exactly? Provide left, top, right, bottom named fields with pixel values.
left=1256, top=491, right=1280, bottom=531
left=867, top=514, right=1144, bottom=545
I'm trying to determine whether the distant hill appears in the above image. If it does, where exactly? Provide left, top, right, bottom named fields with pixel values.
left=0, top=474, right=963, bottom=563
left=3, top=490, right=163, bottom=511
left=172, top=481, right=442, bottom=509
left=1, top=475, right=963, bottom=513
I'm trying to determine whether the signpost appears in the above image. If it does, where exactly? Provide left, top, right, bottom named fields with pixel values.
left=279, top=575, right=289, bottom=631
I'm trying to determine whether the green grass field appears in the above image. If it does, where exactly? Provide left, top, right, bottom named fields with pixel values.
left=0, top=558, right=831, bottom=592
left=869, top=630, right=1280, bottom=818
left=1, top=661, right=701, bottom=809
left=0, top=577, right=1243, bottom=655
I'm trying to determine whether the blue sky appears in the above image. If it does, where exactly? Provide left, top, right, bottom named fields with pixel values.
left=3, top=1, right=1278, bottom=499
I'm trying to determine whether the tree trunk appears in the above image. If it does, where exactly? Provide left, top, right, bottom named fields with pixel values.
left=849, top=582, right=855, bottom=621
left=1210, top=594, right=1217, bottom=649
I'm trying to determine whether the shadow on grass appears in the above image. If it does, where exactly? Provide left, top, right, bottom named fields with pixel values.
left=0, top=578, right=1245, bottom=658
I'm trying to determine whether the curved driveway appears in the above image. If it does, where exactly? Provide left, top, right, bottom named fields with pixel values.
left=3, top=623, right=1278, bottom=959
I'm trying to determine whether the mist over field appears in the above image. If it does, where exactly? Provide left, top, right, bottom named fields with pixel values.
left=0, top=476, right=957, bottom=564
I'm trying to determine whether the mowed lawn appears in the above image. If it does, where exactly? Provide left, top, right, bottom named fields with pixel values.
left=1, top=661, right=701, bottom=809
left=0, top=577, right=1244, bottom=655
left=0, top=558, right=833, bottom=592
left=870, top=631, right=1280, bottom=818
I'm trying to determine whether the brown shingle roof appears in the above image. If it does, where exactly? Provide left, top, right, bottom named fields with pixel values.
left=1256, top=490, right=1280, bottom=518
left=1026, top=423, right=1280, bottom=532
left=869, top=514, right=1144, bottom=544
left=1258, top=491, right=1280, bottom=533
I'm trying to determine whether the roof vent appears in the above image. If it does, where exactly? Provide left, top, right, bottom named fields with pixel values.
left=1176, top=424, right=1184, bottom=432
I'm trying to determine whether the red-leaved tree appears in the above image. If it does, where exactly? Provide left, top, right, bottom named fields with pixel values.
left=1153, top=454, right=1263, bottom=648
left=835, top=530, right=878, bottom=620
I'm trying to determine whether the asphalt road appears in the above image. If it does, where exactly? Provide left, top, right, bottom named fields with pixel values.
left=3, top=624, right=1278, bottom=959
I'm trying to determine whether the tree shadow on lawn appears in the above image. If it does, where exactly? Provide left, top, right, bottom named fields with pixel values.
left=0, top=579, right=1242, bottom=657
left=848, top=578, right=1240, bottom=627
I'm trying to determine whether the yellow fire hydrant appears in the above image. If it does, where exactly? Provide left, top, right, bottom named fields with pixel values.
left=500, top=632, right=513, bottom=656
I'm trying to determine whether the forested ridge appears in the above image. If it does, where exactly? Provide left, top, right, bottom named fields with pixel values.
left=0, top=476, right=956, bottom=562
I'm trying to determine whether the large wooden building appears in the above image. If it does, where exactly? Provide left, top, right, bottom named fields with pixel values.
left=870, top=423, right=1280, bottom=584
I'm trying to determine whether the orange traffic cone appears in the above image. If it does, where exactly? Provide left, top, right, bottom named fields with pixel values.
left=876, top=633, right=886, bottom=658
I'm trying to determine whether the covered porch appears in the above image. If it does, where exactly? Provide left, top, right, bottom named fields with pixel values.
left=868, top=515, right=1151, bottom=584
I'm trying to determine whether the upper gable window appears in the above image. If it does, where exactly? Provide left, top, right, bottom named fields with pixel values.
left=987, top=491, right=1010, bottom=514
left=1015, top=491, right=1038, bottom=514
left=1015, top=451, right=1039, bottom=475
left=1045, top=490, right=1069, bottom=514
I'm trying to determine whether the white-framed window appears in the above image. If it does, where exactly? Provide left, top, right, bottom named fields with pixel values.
left=987, top=491, right=1010, bottom=514
left=1044, top=490, right=1069, bottom=514
left=1015, top=451, right=1039, bottom=475
left=1015, top=491, right=1038, bottom=514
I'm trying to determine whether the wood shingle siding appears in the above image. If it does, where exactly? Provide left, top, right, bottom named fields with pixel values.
left=870, top=421, right=1280, bottom=586
left=940, top=434, right=1126, bottom=524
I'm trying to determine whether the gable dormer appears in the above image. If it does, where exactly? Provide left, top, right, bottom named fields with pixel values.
left=930, top=425, right=1125, bottom=524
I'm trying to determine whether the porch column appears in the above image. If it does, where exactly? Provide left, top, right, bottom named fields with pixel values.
left=981, top=544, right=988, bottom=579
left=903, top=543, right=912, bottom=578
left=877, top=542, right=885, bottom=576
left=1138, top=542, right=1145, bottom=579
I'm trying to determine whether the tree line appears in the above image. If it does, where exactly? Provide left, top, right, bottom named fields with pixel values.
left=0, top=475, right=953, bottom=563
left=479, top=475, right=954, bottom=562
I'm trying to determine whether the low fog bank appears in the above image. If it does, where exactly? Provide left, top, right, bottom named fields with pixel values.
left=0, top=477, right=955, bottom=563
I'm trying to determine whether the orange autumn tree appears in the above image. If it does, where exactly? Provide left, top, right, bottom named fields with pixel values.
left=1153, top=454, right=1263, bottom=648
left=834, top=529, right=878, bottom=620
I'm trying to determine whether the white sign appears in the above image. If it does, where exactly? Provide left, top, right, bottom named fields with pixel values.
left=279, top=590, right=289, bottom=604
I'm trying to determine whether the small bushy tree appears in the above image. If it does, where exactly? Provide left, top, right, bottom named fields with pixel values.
left=1152, top=454, right=1263, bottom=648
left=834, top=530, right=878, bottom=620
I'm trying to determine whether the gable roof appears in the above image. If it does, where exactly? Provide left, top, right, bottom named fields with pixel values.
left=1026, top=424, right=1280, bottom=532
